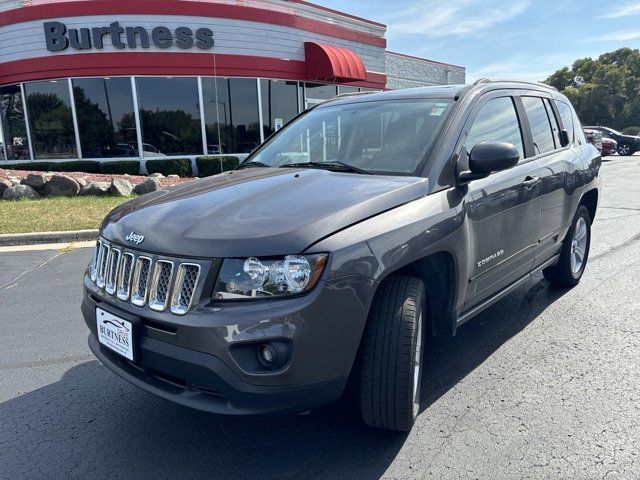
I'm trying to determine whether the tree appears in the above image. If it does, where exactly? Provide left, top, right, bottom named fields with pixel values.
left=544, top=48, right=640, bottom=129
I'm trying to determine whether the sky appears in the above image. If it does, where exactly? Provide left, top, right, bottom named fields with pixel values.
left=314, top=0, right=640, bottom=82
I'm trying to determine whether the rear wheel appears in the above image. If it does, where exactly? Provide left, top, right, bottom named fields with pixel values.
left=617, top=142, right=632, bottom=156
left=359, top=275, right=426, bottom=431
left=543, top=205, right=591, bottom=287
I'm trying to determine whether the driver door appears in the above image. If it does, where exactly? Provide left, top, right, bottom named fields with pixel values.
left=460, top=94, right=542, bottom=309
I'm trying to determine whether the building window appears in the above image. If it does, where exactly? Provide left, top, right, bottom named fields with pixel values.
left=0, top=85, right=30, bottom=160
left=72, top=77, right=138, bottom=158
left=203, top=78, right=260, bottom=154
left=136, top=77, right=202, bottom=156
left=304, top=83, right=337, bottom=109
left=337, top=86, right=360, bottom=95
left=260, top=79, right=298, bottom=139
left=24, top=80, right=77, bottom=159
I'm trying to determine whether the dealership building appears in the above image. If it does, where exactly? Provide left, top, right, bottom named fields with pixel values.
left=0, top=0, right=465, bottom=167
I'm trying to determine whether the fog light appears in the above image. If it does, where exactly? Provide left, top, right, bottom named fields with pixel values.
left=256, top=341, right=292, bottom=371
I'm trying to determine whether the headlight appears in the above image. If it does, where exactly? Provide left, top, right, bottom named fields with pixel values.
left=213, top=254, right=328, bottom=300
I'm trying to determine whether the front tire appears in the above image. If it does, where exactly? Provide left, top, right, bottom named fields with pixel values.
left=543, top=205, right=591, bottom=287
left=359, top=275, right=426, bottom=431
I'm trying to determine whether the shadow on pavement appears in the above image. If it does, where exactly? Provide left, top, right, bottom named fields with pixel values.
left=1, top=276, right=566, bottom=480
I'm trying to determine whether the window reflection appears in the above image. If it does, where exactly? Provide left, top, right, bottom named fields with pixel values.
left=24, top=80, right=77, bottom=159
left=0, top=85, right=30, bottom=160
left=465, top=96, right=524, bottom=160
left=73, top=77, right=138, bottom=158
left=260, top=79, right=298, bottom=139
left=136, top=77, right=201, bottom=156
left=522, top=96, right=555, bottom=155
left=203, top=78, right=260, bottom=154
left=304, top=83, right=337, bottom=109
left=556, top=101, right=574, bottom=144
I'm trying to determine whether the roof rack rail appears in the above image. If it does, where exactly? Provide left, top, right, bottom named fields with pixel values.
left=472, top=78, right=558, bottom=91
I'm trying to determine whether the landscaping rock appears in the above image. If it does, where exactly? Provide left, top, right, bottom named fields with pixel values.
left=76, top=177, right=88, bottom=188
left=21, top=173, right=48, bottom=191
left=148, top=172, right=164, bottom=178
left=9, top=177, right=21, bottom=186
left=3, top=184, right=40, bottom=200
left=79, top=182, right=110, bottom=196
left=167, top=174, right=180, bottom=179
left=110, top=178, right=133, bottom=197
left=134, top=177, right=161, bottom=195
left=44, top=174, right=80, bottom=197
left=0, top=178, right=12, bottom=196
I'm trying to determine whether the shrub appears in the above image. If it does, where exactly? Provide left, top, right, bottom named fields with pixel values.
left=0, top=161, right=101, bottom=173
left=621, top=126, right=640, bottom=136
left=100, top=160, right=140, bottom=175
left=146, top=158, right=192, bottom=177
left=196, top=156, right=240, bottom=177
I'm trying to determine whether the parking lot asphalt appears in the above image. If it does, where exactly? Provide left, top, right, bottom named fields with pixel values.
left=1, top=155, right=640, bottom=480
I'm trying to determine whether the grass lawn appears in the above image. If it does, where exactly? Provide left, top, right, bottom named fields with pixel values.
left=0, top=196, right=135, bottom=234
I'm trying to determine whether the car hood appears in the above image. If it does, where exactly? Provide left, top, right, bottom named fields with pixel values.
left=101, top=168, right=429, bottom=257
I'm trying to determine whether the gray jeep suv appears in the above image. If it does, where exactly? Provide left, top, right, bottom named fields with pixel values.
left=82, top=80, right=600, bottom=431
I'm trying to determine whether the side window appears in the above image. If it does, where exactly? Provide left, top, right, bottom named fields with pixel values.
left=544, top=99, right=562, bottom=148
left=522, top=96, right=555, bottom=155
left=464, top=96, right=524, bottom=161
left=555, top=100, right=574, bottom=144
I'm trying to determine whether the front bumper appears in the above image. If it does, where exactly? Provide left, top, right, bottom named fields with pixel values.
left=82, top=270, right=376, bottom=415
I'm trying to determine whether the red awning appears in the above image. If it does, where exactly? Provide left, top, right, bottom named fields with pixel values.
left=304, top=42, right=367, bottom=82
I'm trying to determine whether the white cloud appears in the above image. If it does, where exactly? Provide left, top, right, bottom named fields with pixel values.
left=382, top=0, right=530, bottom=37
left=466, top=54, right=574, bottom=83
left=587, top=31, right=640, bottom=42
left=598, top=1, right=640, bottom=18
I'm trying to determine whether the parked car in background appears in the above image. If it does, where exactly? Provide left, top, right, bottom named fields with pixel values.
left=601, top=136, right=617, bottom=156
left=583, top=125, right=640, bottom=155
left=583, top=128, right=603, bottom=153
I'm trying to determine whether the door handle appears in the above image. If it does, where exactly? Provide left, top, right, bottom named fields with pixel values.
left=521, top=176, right=540, bottom=189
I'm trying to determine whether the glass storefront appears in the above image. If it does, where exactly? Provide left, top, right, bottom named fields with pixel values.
left=136, top=77, right=202, bottom=156
left=73, top=77, right=138, bottom=158
left=0, top=76, right=366, bottom=162
left=0, top=85, right=30, bottom=160
left=24, top=80, right=77, bottom=159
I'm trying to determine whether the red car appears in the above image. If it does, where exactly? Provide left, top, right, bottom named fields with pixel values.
left=601, top=136, right=617, bottom=156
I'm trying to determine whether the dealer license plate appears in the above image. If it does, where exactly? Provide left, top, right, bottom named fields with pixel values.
left=96, top=307, right=134, bottom=361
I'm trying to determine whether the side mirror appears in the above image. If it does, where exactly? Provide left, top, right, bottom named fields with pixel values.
left=560, top=129, right=570, bottom=147
left=458, top=141, right=520, bottom=184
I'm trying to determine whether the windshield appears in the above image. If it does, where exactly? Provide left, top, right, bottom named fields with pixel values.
left=246, top=98, right=454, bottom=175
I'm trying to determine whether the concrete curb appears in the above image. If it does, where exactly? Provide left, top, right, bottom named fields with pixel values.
left=0, top=229, right=98, bottom=246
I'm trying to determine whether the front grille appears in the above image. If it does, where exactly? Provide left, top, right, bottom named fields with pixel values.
left=89, top=239, right=204, bottom=315
left=149, top=260, right=174, bottom=312
left=131, top=257, right=152, bottom=307
left=171, top=264, right=201, bottom=315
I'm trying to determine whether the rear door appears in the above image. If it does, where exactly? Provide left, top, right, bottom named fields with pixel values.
left=518, top=95, right=585, bottom=268
left=460, top=93, right=542, bottom=308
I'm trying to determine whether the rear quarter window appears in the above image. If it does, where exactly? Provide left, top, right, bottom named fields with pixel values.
left=555, top=100, right=575, bottom=144
left=521, top=96, right=556, bottom=155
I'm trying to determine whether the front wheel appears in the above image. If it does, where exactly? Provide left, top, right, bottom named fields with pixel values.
left=543, top=205, right=591, bottom=287
left=359, top=275, right=426, bottom=431
left=617, top=142, right=632, bottom=156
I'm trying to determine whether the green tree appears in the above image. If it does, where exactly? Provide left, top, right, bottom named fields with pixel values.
left=544, top=48, right=640, bottom=130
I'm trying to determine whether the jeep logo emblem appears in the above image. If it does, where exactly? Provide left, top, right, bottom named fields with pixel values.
left=125, top=231, right=145, bottom=245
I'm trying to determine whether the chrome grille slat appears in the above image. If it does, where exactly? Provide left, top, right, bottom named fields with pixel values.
left=90, top=240, right=101, bottom=281
left=89, top=239, right=203, bottom=315
left=171, top=263, right=201, bottom=315
left=131, top=256, right=152, bottom=307
left=105, top=248, right=121, bottom=295
left=96, top=243, right=111, bottom=289
left=149, top=260, right=174, bottom=312
left=117, top=253, right=135, bottom=301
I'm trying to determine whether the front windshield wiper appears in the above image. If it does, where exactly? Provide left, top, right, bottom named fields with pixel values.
left=236, top=160, right=272, bottom=170
left=279, top=161, right=372, bottom=175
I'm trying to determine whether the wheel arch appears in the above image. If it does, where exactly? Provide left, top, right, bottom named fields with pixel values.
left=580, top=188, right=598, bottom=221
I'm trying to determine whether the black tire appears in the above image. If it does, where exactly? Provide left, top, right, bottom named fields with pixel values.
left=617, top=142, right=632, bottom=156
left=543, top=205, right=591, bottom=287
left=359, top=275, right=426, bottom=431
